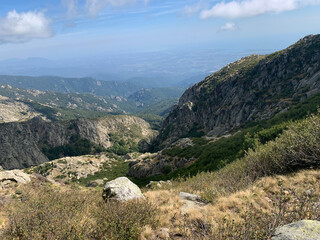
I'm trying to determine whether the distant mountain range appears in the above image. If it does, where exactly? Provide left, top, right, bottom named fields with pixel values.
left=0, top=50, right=266, bottom=88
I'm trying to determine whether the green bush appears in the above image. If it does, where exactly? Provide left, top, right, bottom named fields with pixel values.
left=42, top=135, right=104, bottom=160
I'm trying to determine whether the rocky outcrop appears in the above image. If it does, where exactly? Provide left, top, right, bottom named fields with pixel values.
left=271, top=220, right=320, bottom=240
left=102, top=177, right=145, bottom=202
left=27, top=153, right=115, bottom=184
left=158, top=34, right=320, bottom=145
left=0, top=170, right=31, bottom=189
left=0, top=96, right=45, bottom=123
left=128, top=147, right=196, bottom=179
left=0, top=115, right=153, bottom=170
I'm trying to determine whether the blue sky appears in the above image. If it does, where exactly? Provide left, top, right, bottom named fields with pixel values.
left=0, top=0, right=320, bottom=60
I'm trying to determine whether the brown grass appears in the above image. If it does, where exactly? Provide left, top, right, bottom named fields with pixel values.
left=142, top=169, right=320, bottom=239
left=2, top=180, right=159, bottom=240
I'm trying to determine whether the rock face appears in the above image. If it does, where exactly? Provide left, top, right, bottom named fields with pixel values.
left=0, top=115, right=153, bottom=170
left=271, top=220, right=320, bottom=240
left=0, top=170, right=31, bottom=189
left=0, top=96, right=45, bottom=123
left=158, top=34, right=320, bottom=145
left=102, top=177, right=145, bottom=202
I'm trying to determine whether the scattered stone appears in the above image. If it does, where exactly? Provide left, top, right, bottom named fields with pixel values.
left=271, top=220, right=320, bottom=240
left=102, top=177, right=145, bottom=202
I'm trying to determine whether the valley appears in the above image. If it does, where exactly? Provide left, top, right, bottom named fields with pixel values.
left=0, top=34, right=320, bottom=240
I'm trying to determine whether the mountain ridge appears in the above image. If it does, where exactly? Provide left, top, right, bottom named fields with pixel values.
left=157, top=34, right=320, bottom=145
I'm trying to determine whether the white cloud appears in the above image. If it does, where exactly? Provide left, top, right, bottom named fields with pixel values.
left=220, top=22, right=237, bottom=31
left=0, top=10, right=53, bottom=44
left=200, top=0, right=320, bottom=19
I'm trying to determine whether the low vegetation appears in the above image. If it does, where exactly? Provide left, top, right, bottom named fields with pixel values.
left=78, top=160, right=129, bottom=186
left=141, top=93, right=320, bottom=186
left=140, top=113, right=320, bottom=239
left=42, top=135, right=105, bottom=160
left=2, top=182, right=158, bottom=240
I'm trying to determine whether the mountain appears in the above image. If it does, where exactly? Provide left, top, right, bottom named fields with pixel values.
left=0, top=85, right=125, bottom=121
left=0, top=115, right=154, bottom=170
left=0, top=76, right=140, bottom=98
left=0, top=84, right=184, bottom=123
left=157, top=34, right=320, bottom=145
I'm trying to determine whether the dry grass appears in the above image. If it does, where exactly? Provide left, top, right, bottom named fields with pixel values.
left=141, top=169, right=320, bottom=239
left=2, top=180, right=159, bottom=240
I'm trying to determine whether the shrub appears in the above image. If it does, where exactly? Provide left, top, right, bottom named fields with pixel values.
left=3, top=183, right=158, bottom=240
left=176, top=113, right=320, bottom=202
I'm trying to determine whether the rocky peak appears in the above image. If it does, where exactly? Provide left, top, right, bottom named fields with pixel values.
left=157, top=34, right=320, bottom=146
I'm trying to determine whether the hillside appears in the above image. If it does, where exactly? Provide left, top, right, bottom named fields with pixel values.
left=1, top=113, right=319, bottom=240
left=0, top=84, right=185, bottom=124
left=0, top=76, right=140, bottom=98
left=157, top=34, right=320, bottom=145
left=0, top=115, right=154, bottom=170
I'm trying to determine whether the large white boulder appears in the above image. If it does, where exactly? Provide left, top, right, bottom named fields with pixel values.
left=102, top=177, right=145, bottom=202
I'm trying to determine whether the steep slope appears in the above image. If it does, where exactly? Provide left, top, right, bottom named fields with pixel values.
left=157, top=35, right=320, bottom=145
left=0, top=116, right=154, bottom=170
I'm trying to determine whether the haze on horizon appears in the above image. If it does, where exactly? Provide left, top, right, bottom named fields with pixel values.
left=0, top=0, right=320, bottom=84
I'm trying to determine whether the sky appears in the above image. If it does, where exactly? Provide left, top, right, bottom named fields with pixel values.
left=0, top=0, right=320, bottom=61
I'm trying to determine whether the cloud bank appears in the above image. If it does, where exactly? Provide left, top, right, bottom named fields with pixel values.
left=0, top=10, right=53, bottom=44
left=200, top=0, right=320, bottom=19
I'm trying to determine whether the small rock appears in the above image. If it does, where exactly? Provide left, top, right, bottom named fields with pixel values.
left=305, top=189, right=313, bottom=196
left=86, top=179, right=104, bottom=187
left=271, top=220, right=320, bottom=240
left=102, top=177, right=145, bottom=202
left=179, top=192, right=202, bottom=202
left=179, top=192, right=207, bottom=215
left=156, top=228, right=170, bottom=239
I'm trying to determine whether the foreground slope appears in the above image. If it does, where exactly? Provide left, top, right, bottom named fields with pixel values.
left=158, top=34, right=320, bottom=145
